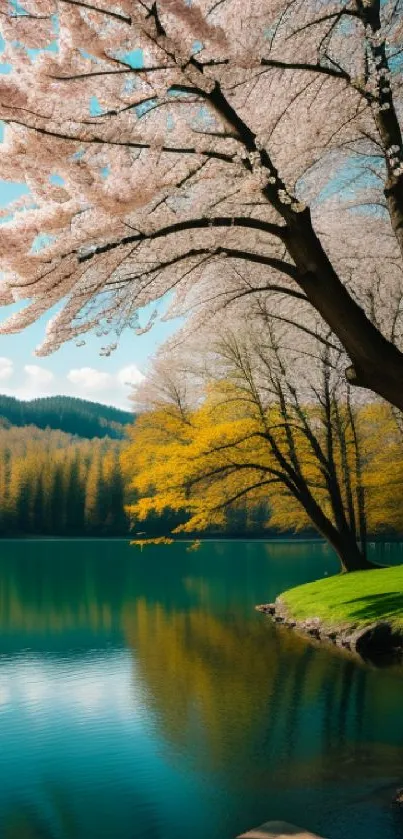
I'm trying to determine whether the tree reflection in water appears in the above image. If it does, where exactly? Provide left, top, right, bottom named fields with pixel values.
left=123, top=598, right=403, bottom=794
left=0, top=540, right=402, bottom=839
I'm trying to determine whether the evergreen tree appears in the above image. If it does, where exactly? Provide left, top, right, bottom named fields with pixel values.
left=105, top=452, right=128, bottom=535
left=15, top=471, right=32, bottom=534
left=49, top=465, right=65, bottom=535
left=32, top=473, right=45, bottom=535
left=65, top=453, right=85, bottom=534
left=85, top=448, right=107, bottom=534
left=0, top=394, right=133, bottom=439
left=0, top=425, right=130, bottom=537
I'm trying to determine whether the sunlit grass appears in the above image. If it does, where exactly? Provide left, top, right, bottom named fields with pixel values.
left=281, top=565, right=403, bottom=631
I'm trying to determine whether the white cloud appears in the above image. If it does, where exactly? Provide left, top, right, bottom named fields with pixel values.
left=67, top=367, right=112, bottom=391
left=117, top=364, right=145, bottom=387
left=65, top=364, right=144, bottom=408
left=24, top=365, right=54, bottom=387
left=0, top=357, right=13, bottom=381
left=0, top=361, right=143, bottom=410
left=0, top=364, right=55, bottom=401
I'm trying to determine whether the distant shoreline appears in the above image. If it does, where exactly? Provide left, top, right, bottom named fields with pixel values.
left=0, top=535, right=402, bottom=543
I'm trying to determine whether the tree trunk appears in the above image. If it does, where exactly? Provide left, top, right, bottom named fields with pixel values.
left=283, top=210, right=403, bottom=411
left=210, top=77, right=403, bottom=410
left=319, top=521, right=376, bottom=573
left=373, top=97, right=403, bottom=263
left=335, top=537, right=376, bottom=574
left=361, top=0, right=403, bottom=261
left=297, top=482, right=376, bottom=573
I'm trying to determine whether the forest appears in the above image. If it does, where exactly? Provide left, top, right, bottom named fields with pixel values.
left=0, top=425, right=128, bottom=536
left=0, top=395, right=132, bottom=536
left=0, top=427, right=275, bottom=539
left=0, top=395, right=133, bottom=439
left=4, top=380, right=403, bottom=548
left=0, top=396, right=272, bottom=538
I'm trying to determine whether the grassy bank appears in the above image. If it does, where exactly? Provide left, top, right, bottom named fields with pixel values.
left=281, top=565, right=403, bottom=632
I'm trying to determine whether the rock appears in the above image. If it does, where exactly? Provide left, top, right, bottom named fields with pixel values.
left=236, top=820, right=326, bottom=839
left=255, top=603, right=276, bottom=615
left=257, top=601, right=403, bottom=664
left=322, top=629, right=338, bottom=641
left=301, top=617, right=321, bottom=637
left=393, top=788, right=403, bottom=807
left=349, top=622, right=403, bottom=659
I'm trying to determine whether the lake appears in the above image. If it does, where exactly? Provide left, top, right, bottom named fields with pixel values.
left=0, top=539, right=402, bottom=839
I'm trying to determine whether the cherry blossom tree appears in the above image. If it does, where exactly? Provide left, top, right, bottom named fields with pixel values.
left=1, top=0, right=403, bottom=407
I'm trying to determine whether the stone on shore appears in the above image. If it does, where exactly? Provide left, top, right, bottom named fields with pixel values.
left=393, top=788, right=403, bottom=807
left=256, top=598, right=403, bottom=663
left=237, top=821, right=325, bottom=839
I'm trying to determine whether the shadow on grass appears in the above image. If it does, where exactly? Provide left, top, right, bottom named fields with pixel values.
left=344, top=592, right=403, bottom=623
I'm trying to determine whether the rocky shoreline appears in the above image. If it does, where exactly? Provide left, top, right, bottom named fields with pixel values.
left=256, top=598, right=403, bottom=664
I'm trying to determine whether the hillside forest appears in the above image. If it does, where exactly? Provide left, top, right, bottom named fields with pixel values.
left=0, top=395, right=133, bottom=439
left=2, top=389, right=403, bottom=546
left=0, top=395, right=273, bottom=538
left=0, top=426, right=129, bottom=537
left=0, top=396, right=129, bottom=537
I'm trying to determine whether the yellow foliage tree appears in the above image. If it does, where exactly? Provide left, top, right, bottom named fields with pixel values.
left=122, top=326, right=403, bottom=573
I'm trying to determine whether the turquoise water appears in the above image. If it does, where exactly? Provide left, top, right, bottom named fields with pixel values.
left=0, top=539, right=402, bottom=839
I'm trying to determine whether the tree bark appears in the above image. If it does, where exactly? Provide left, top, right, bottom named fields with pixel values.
left=359, top=0, right=403, bottom=261
left=296, top=480, right=375, bottom=573
left=334, top=539, right=377, bottom=573
left=283, top=209, right=403, bottom=410
left=317, top=520, right=375, bottom=573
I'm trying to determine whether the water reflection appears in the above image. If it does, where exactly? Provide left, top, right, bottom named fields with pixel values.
left=124, top=601, right=403, bottom=785
left=0, top=540, right=402, bottom=839
left=3, top=793, right=80, bottom=839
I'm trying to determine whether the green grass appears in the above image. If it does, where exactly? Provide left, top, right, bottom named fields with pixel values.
left=281, top=565, right=403, bottom=631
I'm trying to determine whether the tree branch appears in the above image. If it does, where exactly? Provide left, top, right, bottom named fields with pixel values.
left=59, top=0, right=131, bottom=23
left=5, top=119, right=236, bottom=163
left=107, top=247, right=299, bottom=288
left=260, top=57, right=350, bottom=81
left=212, top=478, right=283, bottom=511
left=78, top=216, right=286, bottom=262
left=49, top=65, right=175, bottom=80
